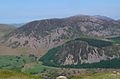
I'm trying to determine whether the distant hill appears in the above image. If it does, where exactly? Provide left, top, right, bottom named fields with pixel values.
left=0, top=24, right=16, bottom=38
left=12, top=23, right=25, bottom=27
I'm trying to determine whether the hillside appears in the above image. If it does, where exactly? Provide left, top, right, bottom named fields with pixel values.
left=0, top=24, right=16, bottom=38
left=0, top=70, right=43, bottom=79
left=0, top=69, right=120, bottom=79
left=40, top=38, right=120, bottom=68
left=71, top=71, right=120, bottom=79
left=4, top=15, right=120, bottom=56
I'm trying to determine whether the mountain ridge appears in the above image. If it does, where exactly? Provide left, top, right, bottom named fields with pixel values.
left=3, top=15, right=120, bottom=56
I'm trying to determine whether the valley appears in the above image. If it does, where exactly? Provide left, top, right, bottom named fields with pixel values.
left=0, top=15, right=120, bottom=79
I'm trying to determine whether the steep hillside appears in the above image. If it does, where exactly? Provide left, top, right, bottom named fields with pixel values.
left=40, top=38, right=120, bottom=68
left=4, top=15, right=120, bottom=56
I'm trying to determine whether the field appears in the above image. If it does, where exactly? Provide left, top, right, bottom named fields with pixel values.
left=22, top=62, right=56, bottom=74
left=0, top=55, right=37, bottom=70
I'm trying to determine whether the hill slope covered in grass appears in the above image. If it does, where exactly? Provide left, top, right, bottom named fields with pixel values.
left=71, top=71, right=120, bottom=79
left=0, top=70, right=43, bottom=79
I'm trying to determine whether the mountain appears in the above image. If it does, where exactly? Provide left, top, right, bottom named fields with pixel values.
left=0, top=24, right=16, bottom=38
left=4, top=15, right=120, bottom=56
left=40, top=38, right=120, bottom=68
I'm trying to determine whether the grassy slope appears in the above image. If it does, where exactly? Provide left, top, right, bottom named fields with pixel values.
left=71, top=71, right=120, bottom=79
left=0, top=70, right=43, bottom=79
left=0, top=69, right=120, bottom=79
